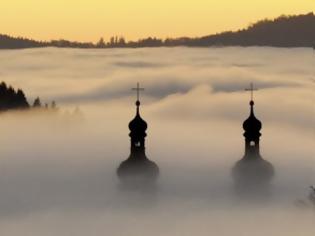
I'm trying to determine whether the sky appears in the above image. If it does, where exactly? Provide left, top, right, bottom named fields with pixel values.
left=1, top=0, right=314, bottom=42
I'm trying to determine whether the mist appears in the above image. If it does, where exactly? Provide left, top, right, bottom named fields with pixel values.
left=0, top=47, right=314, bottom=235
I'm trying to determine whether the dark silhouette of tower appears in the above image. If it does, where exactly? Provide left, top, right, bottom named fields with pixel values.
left=117, top=83, right=159, bottom=185
left=233, top=83, right=274, bottom=194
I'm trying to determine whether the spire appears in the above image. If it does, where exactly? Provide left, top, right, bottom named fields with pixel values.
left=250, top=100, right=254, bottom=115
left=129, top=83, right=147, bottom=152
left=245, top=83, right=258, bottom=121
left=245, top=82, right=257, bottom=102
left=232, top=83, right=274, bottom=194
left=243, top=83, right=261, bottom=156
left=132, top=82, right=144, bottom=116
left=136, top=100, right=140, bottom=115
left=117, top=83, right=159, bottom=184
left=243, top=101, right=261, bottom=138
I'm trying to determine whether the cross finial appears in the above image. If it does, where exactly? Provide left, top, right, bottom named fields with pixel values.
left=132, top=82, right=144, bottom=102
left=245, top=83, right=258, bottom=101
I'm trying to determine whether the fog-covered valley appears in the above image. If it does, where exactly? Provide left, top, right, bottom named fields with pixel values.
left=0, top=47, right=314, bottom=235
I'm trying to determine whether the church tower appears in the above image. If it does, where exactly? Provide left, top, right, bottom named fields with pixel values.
left=117, top=83, right=159, bottom=183
left=233, top=84, right=274, bottom=192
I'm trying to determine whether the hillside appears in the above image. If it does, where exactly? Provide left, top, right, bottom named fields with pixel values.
left=190, top=12, right=315, bottom=47
left=0, top=34, right=46, bottom=49
left=0, top=12, right=314, bottom=48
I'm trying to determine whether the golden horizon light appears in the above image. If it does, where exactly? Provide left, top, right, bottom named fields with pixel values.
left=1, top=0, right=315, bottom=42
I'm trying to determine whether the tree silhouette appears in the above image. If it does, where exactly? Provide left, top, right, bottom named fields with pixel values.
left=16, top=89, right=29, bottom=108
left=33, top=97, right=42, bottom=108
left=96, top=37, right=106, bottom=48
left=0, top=81, right=60, bottom=113
left=0, top=82, right=29, bottom=111
left=51, top=100, right=57, bottom=109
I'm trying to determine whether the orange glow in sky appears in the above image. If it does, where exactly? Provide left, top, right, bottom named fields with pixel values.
left=1, top=0, right=314, bottom=42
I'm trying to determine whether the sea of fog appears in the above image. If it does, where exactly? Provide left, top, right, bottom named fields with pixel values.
left=0, top=47, right=314, bottom=235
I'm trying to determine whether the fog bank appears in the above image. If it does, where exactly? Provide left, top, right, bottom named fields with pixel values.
left=0, top=47, right=314, bottom=235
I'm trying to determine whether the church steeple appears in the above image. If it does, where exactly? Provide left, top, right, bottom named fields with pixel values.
left=232, top=83, right=274, bottom=196
left=117, top=83, right=159, bottom=184
left=243, top=83, right=262, bottom=158
left=128, top=85, right=147, bottom=155
left=243, top=100, right=262, bottom=157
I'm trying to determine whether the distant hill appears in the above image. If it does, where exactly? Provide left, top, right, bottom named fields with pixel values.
left=0, top=34, right=46, bottom=49
left=1, top=12, right=315, bottom=49
left=0, top=34, right=93, bottom=49
left=188, top=12, right=315, bottom=47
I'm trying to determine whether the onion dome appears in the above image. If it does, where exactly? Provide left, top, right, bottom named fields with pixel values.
left=129, top=100, right=147, bottom=138
left=243, top=100, right=261, bottom=140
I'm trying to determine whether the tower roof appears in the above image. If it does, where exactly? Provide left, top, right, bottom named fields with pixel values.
left=243, top=100, right=261, bottom=140
left=129, top=100, right=147, bottom=137
left=129, top=83, right=147, bottom=138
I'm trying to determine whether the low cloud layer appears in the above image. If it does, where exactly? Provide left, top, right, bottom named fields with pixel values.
left=0, top=47, right=314, bottom=235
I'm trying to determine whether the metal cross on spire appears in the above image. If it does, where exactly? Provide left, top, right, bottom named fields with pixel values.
left=245, top=82, right=258, bottom=101
left=132, top=82, right=144, bottom=101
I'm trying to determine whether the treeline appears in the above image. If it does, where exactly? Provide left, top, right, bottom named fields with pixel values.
left=1, top=12, right=315, bottom=49
left=0, top=82, right=57, bottom=112
left=191, top=12, right=315, bottom=47
left=0, top=35, right=95, bottom=49
left=0, top=82, right=29, bottom=110
left=0, top=34, right=46, bottom=49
